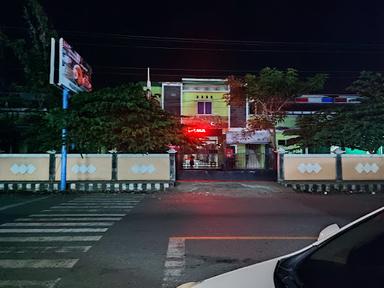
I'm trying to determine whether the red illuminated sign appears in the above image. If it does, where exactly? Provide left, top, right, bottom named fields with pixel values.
left=187, top=128, right=206, bottom=133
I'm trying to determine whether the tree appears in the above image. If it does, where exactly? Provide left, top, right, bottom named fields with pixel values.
left=226, top=68, right=327, bottom=149
left=283, top=114, right=325, bottom=153
left=0, top=0, right=62, bottom=152
left=0, top=0, right=58, bottom=95
left=46, top=85, right=197, bottom=153
left=305, top=71, right=384, bottom=153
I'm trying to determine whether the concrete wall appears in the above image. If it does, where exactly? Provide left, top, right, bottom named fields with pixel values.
left=342, top=155, right=384, bottom=181
left=282, top=154, right=384, bottom=182
left=0, top=154, right=50, bottom=181
left=118, top=154, right=170, bottom=180
left=0, top=153, right=174, bottom=192
left=55, top=154, right=112, bottom=181
left=283, top=154, right=337, bottom=181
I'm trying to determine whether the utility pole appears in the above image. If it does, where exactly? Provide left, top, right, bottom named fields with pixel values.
left=60, top=88, right=69, bottom=191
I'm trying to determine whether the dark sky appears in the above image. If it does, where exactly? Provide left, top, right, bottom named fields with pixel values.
left=1, top=0, right=384, bottom=92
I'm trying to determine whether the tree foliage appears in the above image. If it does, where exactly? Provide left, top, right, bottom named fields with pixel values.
left=0, top=0, right=57, bottom=94
left=290, top=71, right=384, bottom=153
left=46, top=85, right=197, bottom=153
left=226, top=67, right=327, bottom=147
left=0, top=0, right=61, bottom=152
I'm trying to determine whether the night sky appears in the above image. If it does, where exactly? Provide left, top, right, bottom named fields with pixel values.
left=1, top=0, right=384, bottom=92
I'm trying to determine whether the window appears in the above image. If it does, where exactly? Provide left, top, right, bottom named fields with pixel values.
left=248, top=101, right=262, bottom=115
left=197, top=102, right=212, bottom=114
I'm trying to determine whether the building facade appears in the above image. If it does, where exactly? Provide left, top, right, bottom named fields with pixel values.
left=151, top=78, right=364, bottom=172
left=156, top=78, right=274, bottom=171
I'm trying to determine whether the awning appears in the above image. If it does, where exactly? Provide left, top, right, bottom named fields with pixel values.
left=226, top=130, right=271, bottom=144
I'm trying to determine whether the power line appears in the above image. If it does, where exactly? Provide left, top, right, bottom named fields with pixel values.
left=95, top=66, right=382, bottom=74
left=3, top=25, right=384, bottom=48
left=72, top=42, right=384, bottom=54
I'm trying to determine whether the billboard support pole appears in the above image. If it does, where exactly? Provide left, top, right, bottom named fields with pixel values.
left=60, top=88, right=70, bottom=192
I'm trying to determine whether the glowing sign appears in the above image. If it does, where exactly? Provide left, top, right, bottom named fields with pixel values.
left=187, top=128, right=206, bottom=133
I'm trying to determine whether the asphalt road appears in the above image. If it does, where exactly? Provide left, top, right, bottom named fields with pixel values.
left=0, top=183, right=383, bottom=288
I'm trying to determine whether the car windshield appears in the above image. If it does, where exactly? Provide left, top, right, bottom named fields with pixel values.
left=276, top=209, right=384, bottom=288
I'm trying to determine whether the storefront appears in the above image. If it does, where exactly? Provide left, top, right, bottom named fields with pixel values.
left=225, top=129, right=272, bottom=169
left=182, top=127, right=224, bottom=169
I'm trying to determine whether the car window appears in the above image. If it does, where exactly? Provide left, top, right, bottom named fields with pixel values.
left=297, top=211, right=384, bottom=288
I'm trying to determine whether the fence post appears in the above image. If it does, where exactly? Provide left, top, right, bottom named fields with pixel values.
left=277, top=148, right=286, bottom=183
left=47, top=150, right=56, bottom=182
left=111, top=153, right=118, bottom=181
left=168, top=148, right=177, bottom=184
left=333, top=148, right=344, bottom=182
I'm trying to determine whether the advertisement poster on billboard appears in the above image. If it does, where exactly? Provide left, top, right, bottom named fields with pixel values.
left=58, top=38, right=92, bottom=93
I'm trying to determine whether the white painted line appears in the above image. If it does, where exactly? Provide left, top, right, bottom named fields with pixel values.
left=62, top=202, right=137, bottom=205
left=0, top=236, right=102, bottom=242
left=0, top=246, right=92, bottom=254
left=16, top=217, right=122, bottom=222
left=67, top=200, right=141, bottom=203
left=0, top=278, right=61, bottom=288
left=0, top=228, right=108, bottom=233
left=0, top=197, right=49, bottom=212
left=0, top=259, right=79, bottom=268
left=50, top=206, right=134, bottom=209
left=42, top=209, right=131, bottom=212
left=162, top=238, right=186, bottom=288
left=30, top=214, right=126, bottom=217
left=1, top=222, right=114, bottom=227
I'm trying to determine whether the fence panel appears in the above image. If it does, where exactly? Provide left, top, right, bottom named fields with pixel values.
left=284, top=154, right=337, bottom=181
left=342, top=155, right=384, bottom=181
left=0, top=154, right=49, bottom=181
left=118, top=154, right=170, bottom=180
left=55, top=154, right=112, bottom=181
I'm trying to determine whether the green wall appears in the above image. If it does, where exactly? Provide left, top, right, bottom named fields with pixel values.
left=182, top=92, right=228, bottom=117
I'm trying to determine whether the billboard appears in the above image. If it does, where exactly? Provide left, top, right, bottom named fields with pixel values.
left=56, top=38, right=92, bottom=93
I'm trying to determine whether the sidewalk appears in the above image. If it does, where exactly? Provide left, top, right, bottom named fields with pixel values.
left=169, top=181, right=294, bottom=197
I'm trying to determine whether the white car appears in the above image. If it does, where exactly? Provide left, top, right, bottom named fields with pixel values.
left=178, top=206, right=384, bottom=288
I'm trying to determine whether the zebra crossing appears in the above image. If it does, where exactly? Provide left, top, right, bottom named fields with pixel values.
left=0, top=194, right=144, bottom=288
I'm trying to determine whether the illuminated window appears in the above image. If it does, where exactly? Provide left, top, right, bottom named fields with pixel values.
left=197, top=102, right=212, bottom=114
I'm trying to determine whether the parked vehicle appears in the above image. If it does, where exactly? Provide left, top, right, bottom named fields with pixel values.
left=178, top=206, right=384, bottom=288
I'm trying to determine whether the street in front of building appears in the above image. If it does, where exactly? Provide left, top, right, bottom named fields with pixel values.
left=0, top=183, right=383, bottom=288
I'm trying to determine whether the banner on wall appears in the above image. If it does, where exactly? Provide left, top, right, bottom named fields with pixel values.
left=226, top=130, right=271, bottom=144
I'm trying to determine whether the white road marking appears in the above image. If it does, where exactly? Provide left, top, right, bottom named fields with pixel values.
left=16, top=217, right=122, bottom=221
left=0, top=228, right=108, bottom=233
left=50, top=206, right=134, bottom=209
left=0, top=278, right=61, bottom=288
left=162, top=238, right=186, bottom=288
left=0, top=197, right=49, bottom=212
left=66, top=201, right=140, bottom=203
left=30, top=214, right=126, bottom=217
left=0, top=259, right=79, bottom=268
left=42, top=209, right=131, bottom=212
left=1, top=222, right=114, bottom=227
left=0, top=236, right=102, bottom=242
left=0, top=246, right=92, bottom=254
